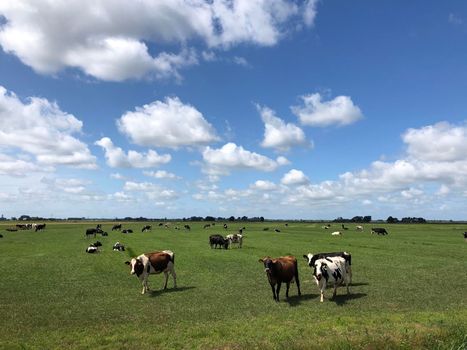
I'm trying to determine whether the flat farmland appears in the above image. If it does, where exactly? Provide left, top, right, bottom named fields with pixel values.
left=0, top=222, right=466, bottom=349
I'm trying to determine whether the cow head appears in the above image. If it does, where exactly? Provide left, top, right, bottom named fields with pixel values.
left=258, top=257, right=275, bottom=272
left=124, top=258, right=144, bottom=276
left=303, top=253, right=314, bottom=267
left=313, top=260, right=328, bottom=283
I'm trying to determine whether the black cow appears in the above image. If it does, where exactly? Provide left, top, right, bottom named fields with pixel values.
left=112, top=224, right=122, bottom=231
left=122, top=229, right=133, bottom=234
left=209, top=234, right=229, bottom=249
left=464, top=232, right=467, bottom=240
left=0, top=234, right=3, bottom=238
left=184, top=224, right=191, bottom=231
left=91, top=241, right=102, bottom=247
left=274, top=229, right=281, bottom=233
left=85, top=228, right=98, bottom=238
left=371, top=227, right=388, bottom=235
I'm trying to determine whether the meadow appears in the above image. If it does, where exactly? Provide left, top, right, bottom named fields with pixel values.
left=0, top=221, right=466, bottom=350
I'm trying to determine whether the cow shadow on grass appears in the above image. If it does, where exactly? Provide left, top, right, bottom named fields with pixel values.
left=331, top=292, right=367, bottom=306
left=148, top=286, right=196, bottom=297
left=285, top=293, right=319, bottom=307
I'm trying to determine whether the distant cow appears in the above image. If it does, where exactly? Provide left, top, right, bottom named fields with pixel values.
left=112, top=224, right=122, bottom=231
left=464, top=232, right=467, bottom=241
left=274, top=229, right=281, bottom=233
left=184, top=224, right=191, bottom=231
left=341, top=224, right=349, bottom=230
left=263, top=227, right=269, bottom=231
left=122, top=229, right=133, bottom=234
left=226, top=233, right=243, bottom=248
left=356, top=225, right=364, bottom=231
left=331, top=231, right=342, bottom=236
left=371, top=227, right=388, bottom=235
left=113, top=242, right=125, bottom=251
left=303, top=251, right=352, bottom=284
left=91, top=241, right=102, bottom=247
left=142, top=225, right=152, bottom=232
left=223, top=223, right=228, bottom=230
left=34, top=223, right=46, bottom=232
left=125, top=250, right=177, bottom=294
left=311, top=256, right=350, bottom=302
left=85, top=228, right=98, bottom=238
left=209, top=234, right=229, bottom=249
left=85, top=245, right=99, bottom=253
left=258, top=255, right=301, bottom=302
left=203, top=224, right=211, bottom=229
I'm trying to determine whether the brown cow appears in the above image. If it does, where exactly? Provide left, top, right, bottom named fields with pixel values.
left=258, top=255, right=301, bottom=302
left=125, top=250, right=176, bottom=294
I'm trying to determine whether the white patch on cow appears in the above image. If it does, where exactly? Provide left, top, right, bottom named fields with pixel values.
left=331, top=231, right=341, bottom=236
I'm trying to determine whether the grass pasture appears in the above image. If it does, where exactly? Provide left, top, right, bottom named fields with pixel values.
left=0, top=222, right=466, bottom=349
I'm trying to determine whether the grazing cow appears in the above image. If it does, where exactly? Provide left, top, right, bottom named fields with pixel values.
left=223, top=223, right=228, bottom=230
left=371, top=227, right=388, bottom=235
left=258, top=255, right=301, bottom=302
left=158, top=223, right=164, bottom=227
left=263, top=227, right=269, bottom=231
left=331, top=231, right=342, bottom=236
left=311, top=256, right=350, bottom=302
left=112, top=224, right=122, bottom=231
left=203, top=224, right=211, bottom=229
left=85, top=228, right=98, bottom=238
left=341, top=224, right=349, bottom=230
left=125, top=250, right=177, bottom=294
left=274, top=228, right=281, bottom=233
left=141, top=225, right=152, bottom=232
left=34, top=223, right=46, bottom=232
left=356, top=225, right=364, bottom=231
left=226, top=233, right=243, bottom=248
left=101, top=231, right=108, bottom=236
left=184, top=224, right=191, bottom=231
left=122, top=229, right=133, bottom=234
left=113, top=242, right=125, bottom=251
left=85, top=245, right=99, bottom=253
left=209, top=234, right=229, bottom=249
left=0, top=234, right=3, bottom=238
left=303, top=251, right=352, bottom=284
left=16, top=224, right=28, bottom=230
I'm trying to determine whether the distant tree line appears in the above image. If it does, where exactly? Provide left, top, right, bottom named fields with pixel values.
left=386, top=216, right=426, bottom=224
left=333, top=216, right=372, bottom=223
left=183, top=216, right=265, bottom=222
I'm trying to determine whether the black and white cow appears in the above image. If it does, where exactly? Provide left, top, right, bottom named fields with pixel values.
left=464, top=232, right=467, bottom=241
left=226, top=233, right=243, bottom=248
left=112, top=224, right=122, bottom=231
left=184, top=224, right=191, bottom=231
left=371, top=227, right=388, bottom=235
left=113, top=242, right=125, bottom=251
left=311, top=256, right=350, bottom=302
left=303, top=251, right=352, bottom=284
left=141, top=225, right=152, bottom=232
left=85, top=228, right=98, bottom=238
left=34, top=223, right=46, bottom=232
left=125, top=250, right=177, bottom=294
left=122, top=229, right=133, bottom=234
left=85, top=245, right=99, bottom=253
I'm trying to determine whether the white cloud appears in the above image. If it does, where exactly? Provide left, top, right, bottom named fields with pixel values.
left=202, top=142, right=289, bottom=176
left=250, top=180, right=277, bottom=191
left=0, top=86, right=97, bottom=170
left=292, top=93, right=363, bottom=127
left=0, top=153, right=44, bottom=176
left=123, top=180, right=178, bottom=200
left=281, top=169, right=310, bottom=186
left=117, top=97, right=219, bottom=148
left=143, top=170, right=180, bottom=180
left=95, top=137, right=171, bottom=168
left=403, top=122, right=467, bottom=162
left=41, top=177, right=90, bottom=194
left=0, top=0, right=318, bottom=81
left=258, top=105, right=309, bottom=152
left=110, top=173, right=127, bottom=180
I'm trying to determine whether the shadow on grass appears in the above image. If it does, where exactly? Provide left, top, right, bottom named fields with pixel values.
left=148, top=286, right=196, bottom=297
left=349, top=282, right=369, bottom=287
left=285, top=293, right=319, bottom=307
left=332, top=292, right=367, bottom=306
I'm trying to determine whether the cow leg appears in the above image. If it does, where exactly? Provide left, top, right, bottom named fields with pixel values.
left=285, top=282, right=290, bottom=298
left=276, top=283, right=281, bottom=301
left=332, top=283, right=337, bottom=299
left=270, top=284, right=277, bottom=301
left=163, top=271, right=169, bottom=289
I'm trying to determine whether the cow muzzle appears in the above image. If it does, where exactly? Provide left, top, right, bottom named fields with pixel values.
left=315, top=274, right=322, bottom=281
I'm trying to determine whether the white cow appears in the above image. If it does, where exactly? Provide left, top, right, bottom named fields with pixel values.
left=226, top=233, right=243, bottom=248
left=125, top=250, right=176, bottom=294
left=331, top=231, right=342, bottom=236
left=312, top=256, right=350, bottom=302
left=356, top=225, right=364, bottom=231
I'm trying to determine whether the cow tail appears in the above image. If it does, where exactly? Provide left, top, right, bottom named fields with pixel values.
left=294, top=259, right=300, bottom=285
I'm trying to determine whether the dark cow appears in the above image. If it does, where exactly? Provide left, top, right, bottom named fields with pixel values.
left=125, top=250, right=177, bottom=294
left=464, top=232, right=467, bottom=241
left=112, top=224, right=122, bottom=231
left=203, top=224, right=211, bottom=229
left=209, top=234, right=229, bottom=249
left=184, top=224, right=191, bottom=231
left=101, top=231, right=108, bottom=236
left=341, top=224, right=349, bottom=230
left=258, top=255, right=301, bottom=302
left=223, top=223, right=228, bottom=230
left=274, top=229, right=281, bottom=233
left=34, top=223, right=46, bottom=232
left=141, top=225, right=152, bottom=232
left=371, top=227, right=388, bottom=235
left=91, top=241, right=102, bottom=247
left=0, top=234, right=3, bottom=238
left=303, top=251, right=352, bottom=284
left=85, top=228, right=98, bottom=238
left=113, top=242, right=125, bottom=251
left=122, top=229, right=133, bottom=234
left=263, top=227, right=269, bottom=231
left=16, top=224, right=28, bottom=230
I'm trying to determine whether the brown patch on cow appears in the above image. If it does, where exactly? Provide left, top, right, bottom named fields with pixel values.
left=146, top=252, right=171, bottom=273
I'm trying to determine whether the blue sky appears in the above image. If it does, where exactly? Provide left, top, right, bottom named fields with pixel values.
left=0, top=0, right=466, bottom=220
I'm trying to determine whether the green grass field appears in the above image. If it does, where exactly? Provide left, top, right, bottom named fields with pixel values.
left=0, top=222, right=466, bottom=349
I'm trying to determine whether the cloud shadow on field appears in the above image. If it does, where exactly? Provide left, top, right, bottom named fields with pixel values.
left=148, top=286, right=196, bottom=297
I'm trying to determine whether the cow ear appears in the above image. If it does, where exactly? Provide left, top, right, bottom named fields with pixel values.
left=258, top=258, right=265, bottom=263
left=124, top=261, right=130, bottom=265
left=303, top=254, right=308, bottom=260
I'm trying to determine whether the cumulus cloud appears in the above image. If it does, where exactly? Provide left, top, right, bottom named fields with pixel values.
left=117, top=97, right=219, bottom=148
left=95, top=137, right=171, bottom=168
left=292, top=93, right=363, bottom=127
left=250, top=180, right=277, bottom=191
left=123, top=180, right=178, bottom=200
left=0, top=86, right=96, bottom=170
left=258, top=105, right=309, bottom=152
left=0, top=0, right=318, bottom=81
left=143, top=170, right=181, bottom=180
left=202, top=142, right=289, bottom=176
left=41, top=177, right=90, bottom=194
left=0, top=153, right=43, bottom=176
left=281, top=169, right=310, bottom=186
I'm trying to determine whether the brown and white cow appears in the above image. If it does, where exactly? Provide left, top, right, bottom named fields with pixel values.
left=258, top=255, right=301, bottom=302
left=125, top=250, right=177, bottom=294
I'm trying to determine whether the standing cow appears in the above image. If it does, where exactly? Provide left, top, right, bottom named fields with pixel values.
left=125, top=250, right=176, bottom=294
left=226, top=233, right=243, bottom=248
left=258, top=255, right=301, bottom=302
left=303, top=251, right=352, bottom=284
left=310, top=256, right=350, bottom=302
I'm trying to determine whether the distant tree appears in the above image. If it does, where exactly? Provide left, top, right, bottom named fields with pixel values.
left=19, top=215, right=31, bottom=221
left=387, top=216, right=399, bottom=223
left=260, top=216, right=264, bottom=222
left=228, top=216, right=235, bottom=222
left=241, top=216, right=248, bottom=221
left=363, top=216, right=372, bottom=223
left=205, top=216, right=216, bottom=221
left=351, top=216, right=364, bottom=223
